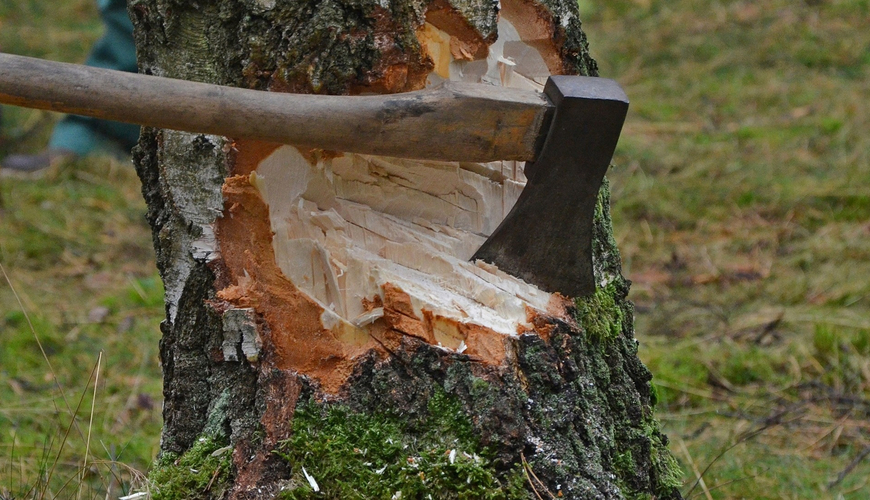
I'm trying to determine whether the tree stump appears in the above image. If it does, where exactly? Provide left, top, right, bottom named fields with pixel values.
left=129, top=0, right=682, bottom=497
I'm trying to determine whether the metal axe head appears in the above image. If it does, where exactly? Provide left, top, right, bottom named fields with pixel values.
left=473, top=76, right=629, bottom=297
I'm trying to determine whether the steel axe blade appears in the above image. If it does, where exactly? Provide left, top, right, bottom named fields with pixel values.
left=473, top=76, right=629, bottom=297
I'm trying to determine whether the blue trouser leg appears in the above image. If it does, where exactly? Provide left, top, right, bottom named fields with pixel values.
left=49, top=0, right=140, bottom=156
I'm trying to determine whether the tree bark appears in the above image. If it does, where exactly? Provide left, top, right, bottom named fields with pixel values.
left=129, top=0, right=682, bottom=498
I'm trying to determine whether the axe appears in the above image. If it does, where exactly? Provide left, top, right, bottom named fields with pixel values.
left=0, top=52, right=628, bottom=297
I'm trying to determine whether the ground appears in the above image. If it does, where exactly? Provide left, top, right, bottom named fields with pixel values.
left=1, top=0, right=869, bottom=498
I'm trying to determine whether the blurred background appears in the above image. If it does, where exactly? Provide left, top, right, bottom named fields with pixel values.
left=1, top=1, right=163, bottom=498
left=583, top=0, right=870, bottom=497
left=1, top=0, right=869, bottom=497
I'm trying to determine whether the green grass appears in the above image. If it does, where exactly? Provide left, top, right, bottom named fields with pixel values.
left=582, top=0, right=870, bottom=497
left=1, top=4, right=162, bottom=497
left=4, top=0, right=870, bottom=498
left=0, top=156, right=163, bottom=498
left=0, top=1, right=104, bottom=158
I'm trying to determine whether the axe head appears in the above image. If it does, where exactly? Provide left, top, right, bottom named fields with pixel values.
left=473, top=75, right=629, bottom=297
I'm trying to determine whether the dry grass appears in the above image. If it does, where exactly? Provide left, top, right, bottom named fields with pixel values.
left=583, top=0, right=870, bottom=497
left=2, top=4, right=162, bottom=496
left=0, top=157, right=163, bottom=498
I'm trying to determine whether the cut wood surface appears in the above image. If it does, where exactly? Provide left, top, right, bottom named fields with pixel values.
left=222, top=18, right=567, bottom=390
left=0, top=52, right=550, bottom=162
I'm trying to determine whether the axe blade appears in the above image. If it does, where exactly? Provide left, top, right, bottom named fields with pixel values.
left=472, top=75, right=629, bottom=298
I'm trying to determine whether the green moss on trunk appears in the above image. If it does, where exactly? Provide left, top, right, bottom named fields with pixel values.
left=149, top=436, right=233, bottom=500
left=576, top=283, right=627, bottom=341
left=277, top=391, right=528, bottom=499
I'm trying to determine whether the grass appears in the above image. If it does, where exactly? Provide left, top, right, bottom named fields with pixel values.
left=580, top=0, right=870, bottom=497
left=1, top=2, right=162, bottom=497
left=0, top=1, right=105, bottom=158
left=0, top=156, right=163, bottom=498
left=3, top=0, right=870, bottom=498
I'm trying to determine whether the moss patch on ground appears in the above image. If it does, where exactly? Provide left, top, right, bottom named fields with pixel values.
left=276, top=391, right=528, bottom=499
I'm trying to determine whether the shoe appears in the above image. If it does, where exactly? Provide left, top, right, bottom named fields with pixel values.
left=1, top=148, right=78, bottom=177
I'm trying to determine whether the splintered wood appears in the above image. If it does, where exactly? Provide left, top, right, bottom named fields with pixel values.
left=252, top=145, right=542, bottom=337
left=421, top=18, right=552, bottom=91
left=221, top=16, right=570, bottom=392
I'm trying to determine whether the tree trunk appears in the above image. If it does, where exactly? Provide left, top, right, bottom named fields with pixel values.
left=129, top=0, right=682, bottom=498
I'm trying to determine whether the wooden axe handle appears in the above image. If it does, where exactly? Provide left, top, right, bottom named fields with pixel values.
left=0, top=52, right=551, bottom=162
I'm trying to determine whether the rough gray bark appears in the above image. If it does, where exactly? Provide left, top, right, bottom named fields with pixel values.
left=129, top=0, right=682, bottom=498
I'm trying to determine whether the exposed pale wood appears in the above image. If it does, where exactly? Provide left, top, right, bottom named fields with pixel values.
left=0, top=52, right=550, bottom=162
left=252, top=146, right=552, bottom=343
left=247, top=21, right=561, bottom=368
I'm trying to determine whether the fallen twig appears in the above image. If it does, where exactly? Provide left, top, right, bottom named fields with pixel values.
left=677, top=438, right=712, bottom=500
left=828, top=444, right=870, bottom=490
left=684, top=408, right=785, bottom=499
left=520, top=452, right=555, bottom=500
